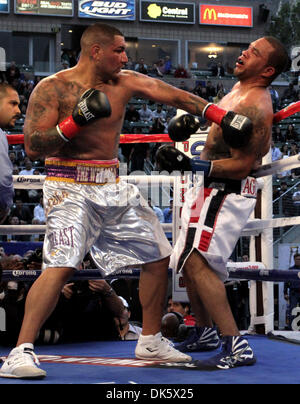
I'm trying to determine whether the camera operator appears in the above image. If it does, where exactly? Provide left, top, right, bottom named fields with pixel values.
left=0, top=254, right=28, bottom=346
left=53, top=278, right=125, bottom=343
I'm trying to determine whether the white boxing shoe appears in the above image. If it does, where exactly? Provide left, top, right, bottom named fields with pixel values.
left=135, top=332, right=192, bottom=362
left=0, top=343, right=46, bottom=379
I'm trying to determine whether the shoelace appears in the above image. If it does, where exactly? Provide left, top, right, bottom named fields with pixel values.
left=161, top=336, right=180, bottom=351
left=10, top=349, right=40, bottom=367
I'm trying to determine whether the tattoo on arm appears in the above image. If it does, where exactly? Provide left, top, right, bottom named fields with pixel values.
left=235, top=105, right=270, bottom=159
left=29, top=128, right=65, bottom=154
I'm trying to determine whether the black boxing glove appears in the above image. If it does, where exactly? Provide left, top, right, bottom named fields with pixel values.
left=56, top=89, right=111, bottom=142
left=156, top=145, right=213, bottom=176
left=168, top=114, right=200, bottom=142
left=202, top=103, right=253, bottom=148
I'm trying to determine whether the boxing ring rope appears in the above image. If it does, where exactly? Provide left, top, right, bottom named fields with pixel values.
left=3, top=166, right=300, bottom=335
left=3, top=99, right=300, bottom=335
left=2, top=266, right=300, bottom=283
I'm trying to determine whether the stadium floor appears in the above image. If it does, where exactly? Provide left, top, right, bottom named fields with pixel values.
left=0, top=334, right=299, bottom=385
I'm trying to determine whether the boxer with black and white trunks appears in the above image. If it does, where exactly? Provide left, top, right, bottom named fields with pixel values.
left=156, top=36, right=290, bottom=370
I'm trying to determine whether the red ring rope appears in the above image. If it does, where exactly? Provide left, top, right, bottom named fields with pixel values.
left=6, top=100, right=300, bottom=145
left=6, top=133, right=172, bottom=145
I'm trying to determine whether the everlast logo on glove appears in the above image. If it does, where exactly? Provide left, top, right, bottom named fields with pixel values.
left=241, top=177, right=257, bottom=198
left=78, top=100, right=95, bottom=121
left=230, top=115, right=248, bottom=130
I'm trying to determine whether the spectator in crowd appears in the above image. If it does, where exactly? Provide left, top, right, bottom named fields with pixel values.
left=280, top=143, right=290, bottom=157
left=128, top=141, right=149, bottom=172
left=5, top=61, right=21, bottom=85
left=284, top=253, right=300, bottom=330
left=292, top=183, right=300, bottom=214
left=149, top=117, right=167, bottom=134
left=33, top=195, right=46, bottom=225
left=10, top=198, right=33, bottom=225
left=124, top=56, right=134, bottom=70
left=0, top=83, right=20, bottom=225
left=162, top=56, right=172, bottom=75
left=285, top=124, right=298, bottom=142
left=211, top=62, right=225, bottom=77
left=150, top=62, right=164, bottom=78
left=138, top=103, right=153, bottom=122
left=290, top=142, right=299, bottom=156
left=124, top=104, right=140, bottom=122
left=163, top=198, right=173, bottom=223
left=281, top=83, right=297, bottom=103
left=6, top=216, right=29, bottom=241
left=134, top=58, right=148, bottom=74
left=205, top=81, right=217, bottom=101
left=8, top=151, right=19, bottom=167
left=57, top=278, right=125, bottom=343
left=178, top=80, right=190, bottom=92
left=271, top=140, right=282, bottom=161
left=174, top=65, right=189, bottom=78
left=114, top=296, right=142, bottom=340
left=148, top=198, right=164, bottom=223
left=192, top=81, right=204, bottom=97
left=61, top=60, right=70, bottom=70
left=213, top=89, right=225, bottom=104
left=166, top=296, right=196, bottom=327
left=273, top=125, right=284, bottom=142
left=12, top=164, right=19, bottom=175
left=268, top=85, right=279, bottom=111
left=19, top=159, right=35, bottom=176
left=152, top=104, right=166, bottom=121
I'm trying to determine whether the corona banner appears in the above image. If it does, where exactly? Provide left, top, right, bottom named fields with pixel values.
left=200, top=4, right=253, bottom=27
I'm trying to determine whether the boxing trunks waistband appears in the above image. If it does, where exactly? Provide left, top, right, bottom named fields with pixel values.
left=45, top=157, right=119, bottom=185
left=204, top=176, right=257, bottom=198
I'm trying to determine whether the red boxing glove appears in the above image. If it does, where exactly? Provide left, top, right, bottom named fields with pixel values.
left=57, top=116, right=81, bottom=141
left=56, top=89, right=111, bottom=142
left=202, top=103, right=253, bottom=149
left=202, top=103, right=226, bottom=126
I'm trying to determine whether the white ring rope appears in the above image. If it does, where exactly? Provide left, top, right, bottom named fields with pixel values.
left=2, top=216, right=300, bottom=236
left=6, top=171, right=300, bottom=236
left=12, top=152, right=300, bottom=190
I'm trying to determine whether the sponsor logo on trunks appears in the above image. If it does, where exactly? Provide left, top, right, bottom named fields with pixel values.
left=241, top=177, right=257, bottom=198
left=46, top=190, right=69, bottom=215
left=48, top=226, right=75, bottom=249
left=35, top=354, right=160, bottom=367
left=76, top=165, right=117, bottom=184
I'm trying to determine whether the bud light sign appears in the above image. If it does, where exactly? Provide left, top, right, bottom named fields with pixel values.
left=79, top=1, right=135, bottom=20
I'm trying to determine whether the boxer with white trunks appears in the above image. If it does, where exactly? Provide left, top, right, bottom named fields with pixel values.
left=0, top=23, right=255, bottom=379
left=156, top=36, right=290, bottom=370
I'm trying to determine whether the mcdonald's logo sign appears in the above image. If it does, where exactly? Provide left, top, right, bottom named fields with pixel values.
left=203, top=8, right=217, bottom=21
left=199, top=4, right=253, bottom=27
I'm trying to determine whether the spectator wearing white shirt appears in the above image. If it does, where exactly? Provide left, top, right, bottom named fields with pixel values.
left=138, top=103, right=153, bottom=122
left=114, top=296, right=142, bottom=340
left=33, top=196, right=46, bottom=224
left=19, top=159, right=35, bottom=175
left=152, top=104, right=166, bottom=121
left=271, top=140, right=282, bottom=161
